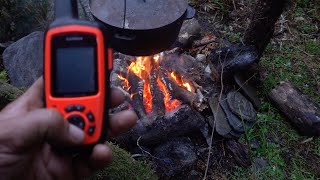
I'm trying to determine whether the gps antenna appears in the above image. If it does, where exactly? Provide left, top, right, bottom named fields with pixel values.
left=54, top=0, right=78, bottom=20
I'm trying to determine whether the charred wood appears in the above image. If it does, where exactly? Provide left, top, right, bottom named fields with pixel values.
left=115, top=105, right=208, bottom=148
left=269, top=81, right=320, bottom=136
left=150, top=60, right=165, bottom=116
left=159, top=71, right=195, bottom=106
left=127, top=71, right=146, bottom=118
left=210, top=44, right=258, bottom=78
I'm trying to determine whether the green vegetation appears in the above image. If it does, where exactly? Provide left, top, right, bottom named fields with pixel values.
left=0, top=70, right=8, bottom=82
left=0, top=0, right=50, bottom=42
left=232, top=0, right=320, bottom=179
left=88, top=144, right=157, bottom=180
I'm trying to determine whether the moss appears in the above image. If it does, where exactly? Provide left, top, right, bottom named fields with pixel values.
left=0, top=70, right=8, bottom=82
left=88, top=144, right=158, bottom=180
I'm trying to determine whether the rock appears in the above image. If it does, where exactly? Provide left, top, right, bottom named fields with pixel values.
left=178, top=18, right=201, bottom=47
left=78, top=0, right=95, bottom=20
left=227, top=91, right=257, bottom=122
left=226, top=140, right=251, bottom=167
left=196, top=54, right=206, bottom=62
left=220, top=95, right=245, bottom=133
left=153, top=138, right=197, bottom=176
left=209, top=96, right=232, bottom=137
left=3, top=32, right=44, bottom=87
left=204, top=65, right=212, bottom=74
left=229, top=130, right=242, bottom=139
left=234, top=72, right=261, bottom=109
left=294, top=17, right=305, bottom=22
left=252, top=157, right=268, bottom=171
left=210, top=44, right=258, bottom=78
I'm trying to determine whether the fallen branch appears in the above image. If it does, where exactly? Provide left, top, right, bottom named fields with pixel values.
left=269, top=81, right=320, bottom=136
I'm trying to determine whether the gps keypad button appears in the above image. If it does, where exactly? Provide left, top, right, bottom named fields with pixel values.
left=87, top=112, right=95, bottom=122
left=65, top=105, right=85, bottom=113
left=88, top=126, right=95, bottom=136
left=67, top=115, right=85, bottom=130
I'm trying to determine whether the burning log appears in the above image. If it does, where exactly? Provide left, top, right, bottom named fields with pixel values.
left=150, top=59, right=165, bottom=116
left=159, top=71, right=196, bottom=107
left=127, top=71, right=146, bottom=118
left=269, top=81, right=320, bottom=136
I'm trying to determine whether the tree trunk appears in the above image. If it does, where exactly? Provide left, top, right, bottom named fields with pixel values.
left=269, top=81, right=320, bottom=136
left=244, top=0, right=287, bottom=57
left=0, top=80, right=23, bottom=109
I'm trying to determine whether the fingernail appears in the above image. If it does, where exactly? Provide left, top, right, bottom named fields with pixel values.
left=69, top=124, right=85, bottom=144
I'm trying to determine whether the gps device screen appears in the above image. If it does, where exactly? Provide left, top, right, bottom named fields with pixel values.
left=51, top=35, right=98, bottom=97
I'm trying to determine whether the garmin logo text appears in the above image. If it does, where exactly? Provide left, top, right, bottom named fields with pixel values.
left=66, top=37, right=83, bottom=41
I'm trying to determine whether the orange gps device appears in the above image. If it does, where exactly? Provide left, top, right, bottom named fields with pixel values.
left=44, top=0, right=112, bottom=149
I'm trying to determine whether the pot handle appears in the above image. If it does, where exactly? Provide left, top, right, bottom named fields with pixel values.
left=114, top=33, right=136, bottom=41
left=185, top=5, right=196, bottom=20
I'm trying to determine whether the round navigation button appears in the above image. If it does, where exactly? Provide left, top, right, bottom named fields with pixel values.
left=67, top=115, right=85, bottom=130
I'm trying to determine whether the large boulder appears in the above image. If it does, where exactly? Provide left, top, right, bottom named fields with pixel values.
left=3, top=31, right=44, bottom=88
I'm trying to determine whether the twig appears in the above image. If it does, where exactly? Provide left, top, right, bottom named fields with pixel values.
left=203, top=50, right=226, bottom=179
left=136, top=136, right=155, bottom=158
left=235, top=73, right=257, bottom=93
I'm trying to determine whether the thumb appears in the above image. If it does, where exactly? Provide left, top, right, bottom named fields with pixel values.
left=8, top=109, right=84, bottom=150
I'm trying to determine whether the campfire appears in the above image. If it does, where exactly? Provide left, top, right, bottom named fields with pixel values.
left=110, top=17, right=261, bottom=178
left=116, top=53, right=203, bottom=118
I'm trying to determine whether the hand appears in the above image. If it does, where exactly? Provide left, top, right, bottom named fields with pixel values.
left=0, top=78, right=137, bottom=180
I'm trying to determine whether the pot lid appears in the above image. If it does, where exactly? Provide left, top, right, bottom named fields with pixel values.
left=90, top=0, right=188, bottom=30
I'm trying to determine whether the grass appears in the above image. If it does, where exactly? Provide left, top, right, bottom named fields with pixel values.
left=231, top=1, right=320, bottom=178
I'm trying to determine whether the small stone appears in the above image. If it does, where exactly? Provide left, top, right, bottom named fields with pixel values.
left=209, top=96, right=232, bottom=137
left=252, top=157, right=268, bottom=171
left=295, top=17, right=305, bottom=22
left=234, top=72, right=261, bottom=109
left=205, top=65, right=212, bottom=76
left=249, top=139, right=260, bottom=150
left=196, top=54, right=206, bottom=62
left=227, top=91, right=257, bottom=122
left=3, top=31, right=44, bottom=87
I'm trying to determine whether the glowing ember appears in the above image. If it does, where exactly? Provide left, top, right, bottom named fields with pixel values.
left=118, top=54, right=193, bottom=113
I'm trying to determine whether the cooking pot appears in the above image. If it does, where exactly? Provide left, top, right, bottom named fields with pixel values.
left=90, top=0, right=195, bottom=56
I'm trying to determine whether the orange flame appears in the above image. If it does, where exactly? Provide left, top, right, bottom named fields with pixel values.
left=118, top=54, right=192, bottom=113
left=118, top=74, right=130, bottom=90
left=170, top=72, right=192, bottom=92
left=157, top=78, right=181, bottom=111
